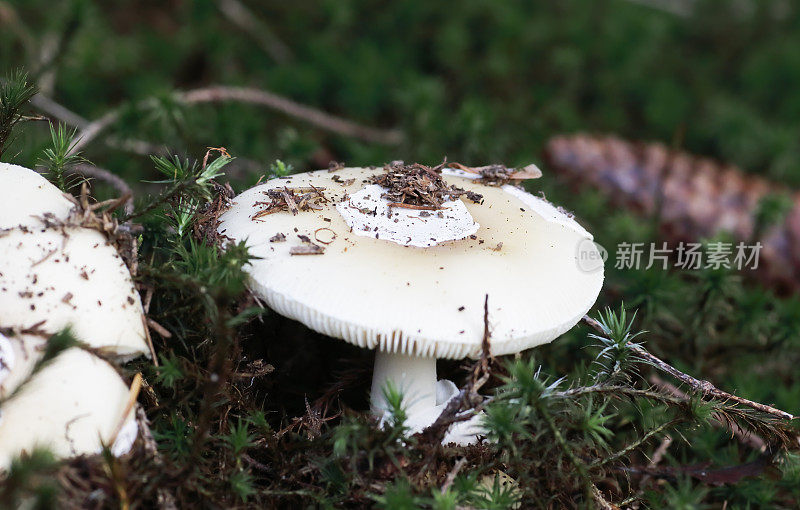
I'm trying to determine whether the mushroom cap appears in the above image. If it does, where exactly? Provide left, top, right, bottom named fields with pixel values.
left=0, top=332, right=45, bottom=399
left=0, top=162, right=74, bottom=229
left=0, top=226, right=149, bottom=359
left=0, top=348, right=137, bottom=471
left=218, top=167, right=603, bottom=359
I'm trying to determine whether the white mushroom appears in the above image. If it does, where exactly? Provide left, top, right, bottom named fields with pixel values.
left=0, top=227, right=149, bottom=359
left=0, top=332, right=44, bottom=400
left=0, top=346, right=137, bottom=472
left=218, top=165, right=603, bottom=444
left=0, top=162, right=75, bottom=229
left=0, top=163, right=145, bottom=470
left=0, top=164, right=149, bottom=360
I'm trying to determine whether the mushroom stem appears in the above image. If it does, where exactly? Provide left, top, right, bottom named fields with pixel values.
left=370, top=351, right=436, bottom=419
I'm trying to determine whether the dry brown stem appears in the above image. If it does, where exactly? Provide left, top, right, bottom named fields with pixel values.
left=650, top=375, right=767, bottom=451
left=582, top=315, right=795, bottom=421
left=69, top=86, right=403, bottom=154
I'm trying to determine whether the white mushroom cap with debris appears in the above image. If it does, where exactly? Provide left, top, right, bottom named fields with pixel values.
left=0, top=163, right=145, bottom=470
left=0, top=163, right=150, bottom=360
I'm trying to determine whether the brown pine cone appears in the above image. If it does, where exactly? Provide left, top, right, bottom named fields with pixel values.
left=544, top=134, right=800, bottom=295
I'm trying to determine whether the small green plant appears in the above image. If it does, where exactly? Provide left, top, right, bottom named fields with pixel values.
left=223, top=419, right=255, bottom=457
left=39, top=122, right=85, bottom=191
left=0, top=69, right=36, bottom=159
left=268, top=159, right=292, bottom=178
left=129, top=152, right=232, bottom=222
left=371, top=478, right=423, bottom=510
left=229, top=468, right=256, bottom=502
left=0, top=448, right=57, bottom=509
left=380, top=381, right=409, bottom=432
left=155, top=353, right=184, bottom=390
left=589, top=304, right=646, bottom=382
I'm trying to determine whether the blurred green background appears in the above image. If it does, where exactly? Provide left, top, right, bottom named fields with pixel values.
left=4, top=0, right=800, bottom=185
left=3, top=0, right=800, bottom=507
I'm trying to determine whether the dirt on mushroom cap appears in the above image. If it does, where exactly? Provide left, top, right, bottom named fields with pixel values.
left=0, top=227, right=149, bottom=359
left=369, top=161, right=483, bottom=208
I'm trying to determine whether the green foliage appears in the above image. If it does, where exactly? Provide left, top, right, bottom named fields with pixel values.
left=589, top=305, right=646, bottom=382
left=39, top=122, right=84, bottom=190
left=223, top=419, right=255, bottom=457
left=380, top=381, right=409, bottom=432
left=371, top=478, right=423, bottom=509
left=575, top=400, right=615, bottom=449
left=0, top=448, right=58, bottom=510
left=153, top=414, right=193, bottom=462
left=650, top=476, right=710, bottom=510
left=164, top=198, right=198, bottom=239
left=247, top=410, right=272, bottom=434
left=155, top=353, right=184, bottom=390
left=268, top=159, right=293, bottom=178
left=0, top=69, right=36, bottom=159
left=229, top=468, right=256, bottom=502
left=471, top=474, right=522, bottom=510
left=130, top=153, right=232, bottom=222
left=150, top=154, right=230, bottom=202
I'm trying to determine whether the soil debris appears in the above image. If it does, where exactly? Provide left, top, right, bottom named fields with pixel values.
left=252, top=187, right=329, bottom=219
left=290, top=234, right=326, bottom=255
left=314, top=228, right=337, bottom=244
left=290, top=244, right=325, bottom=255
left=370, top=161, right=483, bottom=209
left=331, top=174, right=356, bottom=186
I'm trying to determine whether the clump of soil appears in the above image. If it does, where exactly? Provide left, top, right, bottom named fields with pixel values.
left=252, top=186, right=329, bottom=219
left=370, top=162, right=482, bottom=209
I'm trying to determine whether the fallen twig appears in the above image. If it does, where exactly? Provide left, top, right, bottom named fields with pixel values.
left=32, top=93, right=162, bottom=156
left=440, top=458, right=467, bottom=493
left=582, top=315, right=794, bottom=421
left=108, top=373, right=143, bottom=448
left=591, top=484, right=618, bottom=510
left=628, top=434, right=674, bottom=509
left=650, top=375, right=767, bottom=451
left=141, top=314, right=159, bottom=367
left=215, top=0, right=293, bottom=63
left=67, top=163, right=134, bottom=216
left=146, top=318, right=172, bottom=339
left=70, top=85, right=403, bottom=154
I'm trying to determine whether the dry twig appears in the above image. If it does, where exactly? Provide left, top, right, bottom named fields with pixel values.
left=650, top=375, right=767, bottom=451
left=215, top=0, right=293, bottom=63
left=70, top=86, right=403, bottom=154
left=440, top=457, right=467, bottom=493
left=582, top=315, right=795, bottom=421
left=67, top=163, right=134, bottom=216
